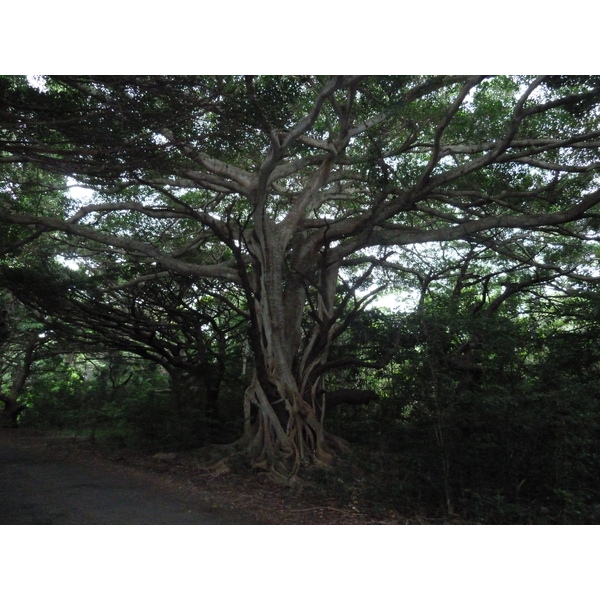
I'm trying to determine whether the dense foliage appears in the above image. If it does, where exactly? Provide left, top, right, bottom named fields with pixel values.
left=323, top=291, right=600, bottom=523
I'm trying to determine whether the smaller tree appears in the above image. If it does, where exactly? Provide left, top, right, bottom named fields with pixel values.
left=1, top=249, right=250, bottom=442
left=0, top=292, right=55, bottom=426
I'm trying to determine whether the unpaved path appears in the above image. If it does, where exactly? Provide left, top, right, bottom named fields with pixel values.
left=0, top=429, right=386, bottom=524
left=0, top=431, right=232, bottom=525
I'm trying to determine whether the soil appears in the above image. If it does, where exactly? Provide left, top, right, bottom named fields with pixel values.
left=0, top=429, right=396, bottom=525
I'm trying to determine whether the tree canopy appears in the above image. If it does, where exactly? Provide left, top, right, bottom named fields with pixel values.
left=1, top=75, right=599, bottom=479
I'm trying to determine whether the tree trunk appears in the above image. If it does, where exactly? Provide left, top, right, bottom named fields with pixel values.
left=0, top=336, right=38, bottom=427
left=237, top=224, right=347, bottom=478
left=242, top=364, right=338, bottom=477
left=0, top=392, right=26, bottom=427
left=167, top=367, right=210, bottom=444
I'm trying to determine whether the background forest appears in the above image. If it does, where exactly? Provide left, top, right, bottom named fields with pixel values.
left=1, top=75, right=600, bottom=523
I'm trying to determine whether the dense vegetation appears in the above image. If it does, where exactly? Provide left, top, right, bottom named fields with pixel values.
left=1, top=75, right=599, bottom=522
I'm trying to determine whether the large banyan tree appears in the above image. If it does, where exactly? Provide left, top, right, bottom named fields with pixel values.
left=1, top=76, right=599, bottom=476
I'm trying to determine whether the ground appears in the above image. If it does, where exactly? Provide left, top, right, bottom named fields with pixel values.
left=0, top=428, right=400, bottom=525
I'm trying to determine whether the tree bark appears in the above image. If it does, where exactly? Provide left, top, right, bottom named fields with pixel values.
left=0, top=336, right=38, bottom=427
left=236, top=221, right=348, bottom=477
left=0, top=392, right=26, bottom=427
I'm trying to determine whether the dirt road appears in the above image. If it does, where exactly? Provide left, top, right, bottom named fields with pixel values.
left=0, top=431, right=231, bottom=525
left=0, top=429, right=384, bottom=525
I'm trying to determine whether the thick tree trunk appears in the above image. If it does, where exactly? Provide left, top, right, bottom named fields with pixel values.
left=236, top=240, right=350, bottom=477
left=242, top=364, right=338, bottom=477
